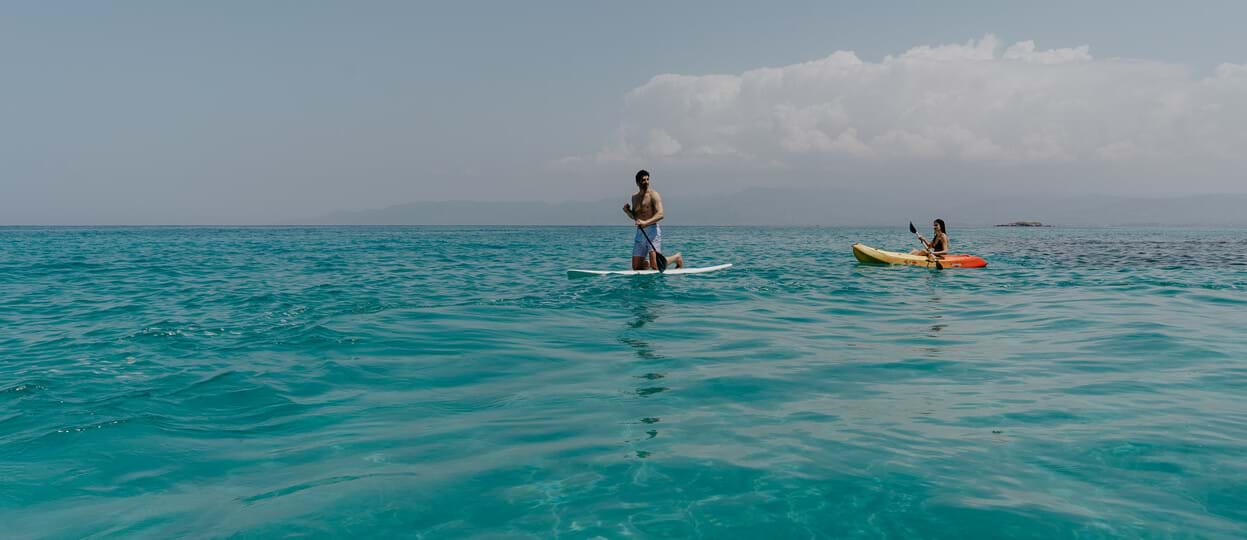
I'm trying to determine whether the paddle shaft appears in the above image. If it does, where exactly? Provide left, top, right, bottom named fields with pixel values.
left=909, top=222, right=943, bottom=270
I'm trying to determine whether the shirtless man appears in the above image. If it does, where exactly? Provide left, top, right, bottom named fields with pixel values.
left=622, top=169, right=684, bottom=271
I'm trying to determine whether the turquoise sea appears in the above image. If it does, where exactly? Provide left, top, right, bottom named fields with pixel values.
left=2, top=226, right=1246, bottom=538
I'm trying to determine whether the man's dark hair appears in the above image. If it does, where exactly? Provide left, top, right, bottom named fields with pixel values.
left=635, top=170, right=649, bottom=183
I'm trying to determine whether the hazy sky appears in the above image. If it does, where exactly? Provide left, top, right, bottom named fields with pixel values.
left=3, top=1, right=1245, bottom=224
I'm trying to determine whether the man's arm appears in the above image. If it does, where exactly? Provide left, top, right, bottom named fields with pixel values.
left=638, top=192, right=665, bottom=227
left=623, top=202, right=635, bottom=220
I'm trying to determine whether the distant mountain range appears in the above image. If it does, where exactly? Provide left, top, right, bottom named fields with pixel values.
left=303, top=190, right=1247, bottom=226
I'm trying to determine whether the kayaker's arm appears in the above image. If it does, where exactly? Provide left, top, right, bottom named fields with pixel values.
left=637, top=192, right=665, bottom=227
left=623, top=203, right=635, bottom=220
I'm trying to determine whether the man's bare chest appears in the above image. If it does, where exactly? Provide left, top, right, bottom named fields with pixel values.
left=632, top=193, right=655, bottom=213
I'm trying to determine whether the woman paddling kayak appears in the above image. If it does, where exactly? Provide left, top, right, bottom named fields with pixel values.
left=910, top=218, right=949, bottom=259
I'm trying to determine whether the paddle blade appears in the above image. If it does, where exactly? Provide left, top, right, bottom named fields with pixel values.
left=655, top=252, right=669, bottom=272
left=909, top=222, right=917, bottom=234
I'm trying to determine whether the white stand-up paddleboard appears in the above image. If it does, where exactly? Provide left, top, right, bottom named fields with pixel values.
left=567, top=263, right=732, bottom=278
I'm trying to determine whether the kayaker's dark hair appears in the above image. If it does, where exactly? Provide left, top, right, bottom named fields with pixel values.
left=635, top=170, right=649, bottom=183
left=935, top=219, right=947, bottom=233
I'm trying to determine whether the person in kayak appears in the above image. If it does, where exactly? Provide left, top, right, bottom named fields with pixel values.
left=622, top=169, right=684, bottom=270
left=911, top=218, right=949, bottom=259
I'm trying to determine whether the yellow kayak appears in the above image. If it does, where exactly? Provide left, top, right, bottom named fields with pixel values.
left=852, top=243, right=987, bottom=269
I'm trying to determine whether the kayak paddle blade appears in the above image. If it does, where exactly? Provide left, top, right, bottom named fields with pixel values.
left=655, top=252, right=668, bottom=272
left=909, top=222, right=917, bottom=234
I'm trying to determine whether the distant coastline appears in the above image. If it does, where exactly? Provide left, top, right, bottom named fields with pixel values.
left=300, top=191, right=1247, bottom=227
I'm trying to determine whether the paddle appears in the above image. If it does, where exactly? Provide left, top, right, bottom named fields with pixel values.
left=637, top=225, right=668, bottom=272
left=909, top=222, right=943, bottom=270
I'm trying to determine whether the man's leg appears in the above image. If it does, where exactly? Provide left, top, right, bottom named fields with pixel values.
left=632, top=233, right=649, bottom=270
left=646, top=234, right=661, bottom=269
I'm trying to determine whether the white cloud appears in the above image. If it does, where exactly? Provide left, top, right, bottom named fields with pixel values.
left=569, top=35, right=1247, bottom=169
left=1002, top=40, right=1092, bottom=64
left=645, top=129, right=683, bottom=157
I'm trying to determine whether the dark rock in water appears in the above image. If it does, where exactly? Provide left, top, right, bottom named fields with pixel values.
left=996, top=221, right=1047, bottom=227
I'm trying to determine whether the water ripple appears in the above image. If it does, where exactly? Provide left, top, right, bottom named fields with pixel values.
left=1, top=226, right=1245, bottom=538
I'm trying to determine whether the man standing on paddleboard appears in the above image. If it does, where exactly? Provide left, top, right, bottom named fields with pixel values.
left=622, top=169, right=683, bottom=270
